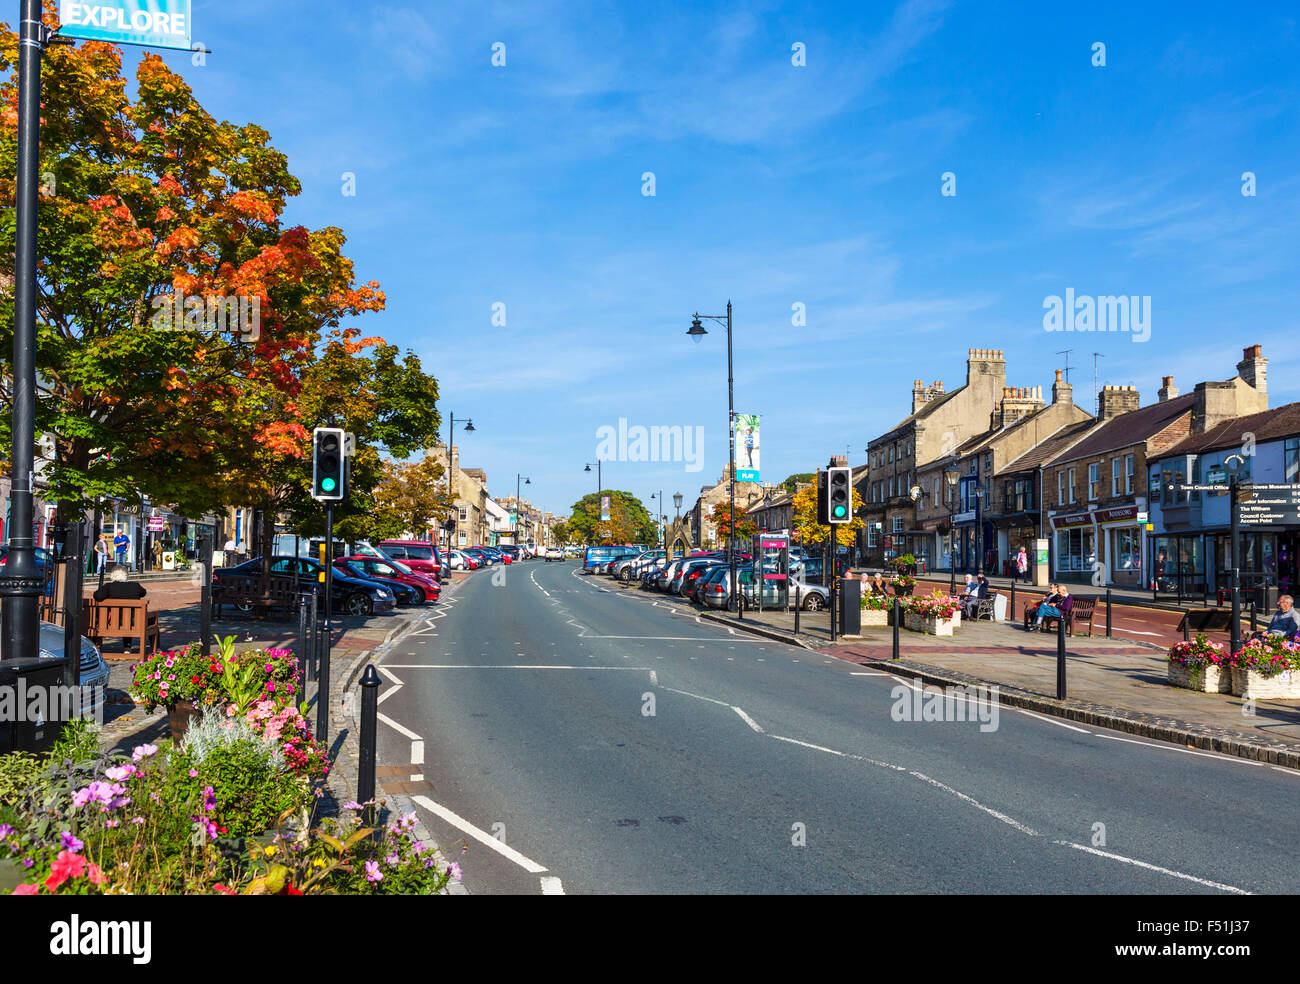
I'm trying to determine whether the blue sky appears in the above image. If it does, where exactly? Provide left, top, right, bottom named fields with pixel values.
left=124, top=0, right=1300, bottom=518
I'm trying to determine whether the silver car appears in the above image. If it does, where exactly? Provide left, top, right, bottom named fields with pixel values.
left=37, top=621, right=110, bottom=719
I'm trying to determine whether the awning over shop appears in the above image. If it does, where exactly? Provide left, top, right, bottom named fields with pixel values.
left=1050, top=509, right=1094, bottom=531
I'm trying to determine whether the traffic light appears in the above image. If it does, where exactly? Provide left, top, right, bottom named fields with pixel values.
left=312, top=427, right=345, bottom=501
left=827, top=465, right=852, bottom=524
left=817, top=470, right=829, bottom=524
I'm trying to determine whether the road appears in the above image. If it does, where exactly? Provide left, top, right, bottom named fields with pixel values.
left=373, top=559, right=1300, bottom=894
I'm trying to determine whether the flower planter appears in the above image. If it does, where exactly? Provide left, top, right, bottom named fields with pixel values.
left=1230, top=667, right=1300, bottom=700
left=167, top=703, right=201, bottom=741
left=859, top=609, right=889, bottom=628
left=904, top=611, right=955, bottom=636
left=1167, top=662, right=1232, bottom=694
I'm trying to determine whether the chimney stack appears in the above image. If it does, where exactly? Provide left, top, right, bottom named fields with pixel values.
left=1236, top=344, right=1267, bottom=394
left=912, top=379, right=926, bottom=414
left=1051, top=368, right=1073, bottom=406
left=1158, top=375, right=1178, bottom=403
left=1098, top=384, right=1140, bottom=421
left=966, top=347, right=1007, bottom=386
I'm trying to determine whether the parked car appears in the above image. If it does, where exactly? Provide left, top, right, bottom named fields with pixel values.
left=37, top=620, right=110, bottom=718
left=545, top=546, right=565, bottom=561
left=378, top=540, right=445, bottom=581
left=464, top=547, right=494, bottom=566
left=686, top=563, right=728, bottom=603
left=218, top=556, right=396, bottom=616
left=334, top=555, right=438, bottom=604
left=449, top=549, right=478, bottom=570
left=673, top=556, right=723, bottom=595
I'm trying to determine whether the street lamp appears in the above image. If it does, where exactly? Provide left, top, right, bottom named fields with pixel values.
left=944, top=462, right=961, bottom=594
left=515, top=475, right=530, bottom=545
left=650, top=491, right=665, bottom=548
left=684, top=303, right=738, bottom=612
left=445, top=413, right=475, bottom=551
left=973, top=486, right=986, bottom=578
left=584, top=461, right=602, bottom=492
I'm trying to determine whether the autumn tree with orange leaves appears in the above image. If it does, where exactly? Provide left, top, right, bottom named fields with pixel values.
left=0, top=5, right=435, bottom=542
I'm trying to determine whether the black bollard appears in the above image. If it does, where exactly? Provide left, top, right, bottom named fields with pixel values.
left=794, top=584, right=800, bottom=635
left=1056, top=610, right=1067, bottom=700
left=357, top=665, right=382, bottom=829
left=1250, top=598, right=1257, bottom=634
left=1183, top=614, right=1190, bottom=643
left=1010, top=580, right=1016, bottom=627
left=1105, top=588, right=1112, bottom=638
left=198, top=536, right=212, bottom=658
left=297, top=593, right=310, bottom=697
left=892, top=596, right=900, bottom=660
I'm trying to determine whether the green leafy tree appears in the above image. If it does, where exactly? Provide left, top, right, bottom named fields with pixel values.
left=781, top=473, right=815, bottom=494
left=567, top=491, right=655, bottom=546
left=792, top=484, right=864, bottom=549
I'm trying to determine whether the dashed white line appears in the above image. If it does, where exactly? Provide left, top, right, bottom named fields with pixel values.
left=411, top=794, right=548, bottom=874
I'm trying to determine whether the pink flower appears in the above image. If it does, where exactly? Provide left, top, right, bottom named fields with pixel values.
left=448, top=862, right=463, bottom=880
left=104, top=764, right=135, bottom=781
left=365, top=861, right=382, bottom=882
left=10, top=883, right=39, bottom=895
left=189, top=769, right=198, bottom=777
left=132, top=744, right=158, bottom=762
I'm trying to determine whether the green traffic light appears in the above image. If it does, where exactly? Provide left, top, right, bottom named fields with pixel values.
left=833, top=506, right=846, bottom=518
left=321, top=477, right=337, bottom=492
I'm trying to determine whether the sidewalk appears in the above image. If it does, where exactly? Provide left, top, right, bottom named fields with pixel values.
left=695, top=604, right=1300, bottom=768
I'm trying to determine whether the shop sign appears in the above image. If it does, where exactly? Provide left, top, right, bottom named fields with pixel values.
left=1051, top=510, right=1093, bottom=530
left=1095, top=506, right=1139, bottom=525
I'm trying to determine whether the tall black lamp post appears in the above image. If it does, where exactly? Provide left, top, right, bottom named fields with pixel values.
left=584, top=461, right=602, bottom=492
left=445, top=414, right=474, bottom=550
left=515, top=475, right=530, bottom=545
left=944, top=463, right=961, bottom=594
left=686, top=303, right=739, bottom=612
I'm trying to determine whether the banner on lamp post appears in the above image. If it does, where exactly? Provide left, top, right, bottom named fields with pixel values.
left=736, top=413, right=760, bottom=482
left=58, top=0, right=193, bottom=50
left=600, top=496, right=610, bottom=522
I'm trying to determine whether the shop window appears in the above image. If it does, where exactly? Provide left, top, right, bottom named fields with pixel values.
left=1111, top=457, right=1120, bottom=497
left=1125, top=454, right=1135, bottom=494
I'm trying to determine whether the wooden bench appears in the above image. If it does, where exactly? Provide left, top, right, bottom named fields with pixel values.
left=1041, top=598, right=1096, bottom=637
left=213, top=573, right=301, bottom=618
left=81, top=598, right=160, bottom=657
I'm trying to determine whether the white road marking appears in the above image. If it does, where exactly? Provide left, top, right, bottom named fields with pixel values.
left=540, top=876, right=565, bottom=895
left=1055, top=841, right=1251, bottom=895
left=908, top=770, right=1039, bottom=836
left=1096, top=732, right=1267, bottom=765
left=377, top=712, right=422, bottom=741
left=383, top=664, right=652, bottom=670
left=649, top=670, right=658, bottom=686
left=411, top=740, right=424, bottom=765
left=662, top=686, right=731, bottom=708
left=732, top=706, right=764, bottom=733
left=379, top=668, right=403, bottom=685
left=411, top=794, right=549, bottom=874
left=1004, top=706, right=1092, bottom=734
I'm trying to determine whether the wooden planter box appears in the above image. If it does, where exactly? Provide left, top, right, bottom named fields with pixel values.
left=904, top=611, right=956, bottom=636
left=1230, top=666, right=1300, bottom=700
left=1167, top=661, right=1232, bottom=694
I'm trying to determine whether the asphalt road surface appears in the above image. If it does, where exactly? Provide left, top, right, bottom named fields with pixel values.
left=373, top=559, right=1300, bottom=894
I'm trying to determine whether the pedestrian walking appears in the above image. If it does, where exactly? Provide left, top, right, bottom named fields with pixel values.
left=1016, top=545, right=1029, bottom=583
left=93, top=534, right=109, bottom=574
left=113, top=528, right=130, bottom=567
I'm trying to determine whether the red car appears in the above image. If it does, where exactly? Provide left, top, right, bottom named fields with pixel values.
left=378, top=540, right=445, bottom=580
left=336, top=555, right=439, bottom=603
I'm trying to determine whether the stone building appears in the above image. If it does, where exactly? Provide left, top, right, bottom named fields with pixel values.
left=860, top=348, right=1031, bottom=568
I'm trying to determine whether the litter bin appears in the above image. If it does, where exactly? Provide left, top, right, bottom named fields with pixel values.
left=0, top=656, right=68, bottom=755
left=840, top=577, right=861, bottom=636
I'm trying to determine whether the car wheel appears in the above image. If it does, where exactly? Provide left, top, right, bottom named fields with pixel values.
left=803, top=593, right=825, bottom=612
left=346, top=593, right=373, bottom=617
left=620, top=568, right=632, bottom=582
left=413, top=588, right=426, bottom=604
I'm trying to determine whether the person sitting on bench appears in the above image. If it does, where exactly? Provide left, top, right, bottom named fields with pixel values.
left=963, top=574, right=988, bottom=619
left=93, top=565, right=147, bottom=602
left=1251, top=594, right=1300, bottom=641
left=1023, top=585, right=1060, bottom=628
left=1029, top=584, right=1072, bottom=631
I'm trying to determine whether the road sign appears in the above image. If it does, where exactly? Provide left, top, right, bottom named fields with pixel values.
left=1207, top=467, right=1227, bottom=484
left=1237, top=486, right=1300, bottom=526
left=58, top=0, right=193, bottom=50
